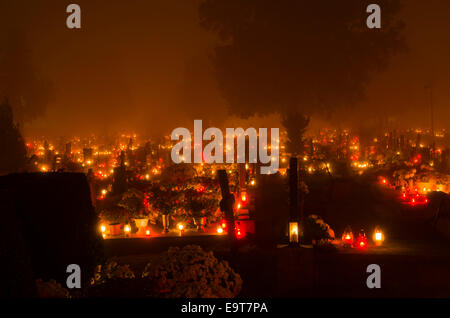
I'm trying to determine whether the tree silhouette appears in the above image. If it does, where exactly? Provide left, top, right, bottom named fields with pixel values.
left=0, top=99, right=27, bottom=174
left=117, top=188, right=146, bottom=218
left=282, top=112, right=310, bottom=156
left=0, top=31, right=52, bottom=123
left=199, top=0, right=405, bottom=118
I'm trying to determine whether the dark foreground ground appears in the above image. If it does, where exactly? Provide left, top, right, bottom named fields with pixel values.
left=105, top=226, right=450, bottom=297
left=104, top=183, right=450, bottom=298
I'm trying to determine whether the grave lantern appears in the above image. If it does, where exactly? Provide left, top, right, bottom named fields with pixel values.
left=373, top=227, right=385, bottom=246
left=341, top=226, right=354, bottom=247
left=289, top=222, right=299, bottom=244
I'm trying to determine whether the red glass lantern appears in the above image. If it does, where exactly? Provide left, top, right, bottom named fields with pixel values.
left=239, top=192, right=248, bottom=209
left=355, top=229, right=368, bottom=249
left=235, top=227, right=245, bottom=239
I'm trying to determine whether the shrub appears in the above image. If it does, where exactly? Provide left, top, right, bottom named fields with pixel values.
left=142, top=245, right=242, bottom=298
left=35, top=279, right=70, bottom=298
left=83, top=246, right=242, bottom=298
left=117, top=188, right=147, bottom=219
left=83, top=260, right=146, bottom=297
left=90, top=260, right=135, bottom=286
left=99, top=206, right=128, bottom=224
left=302, top=214, right=335, bottom=245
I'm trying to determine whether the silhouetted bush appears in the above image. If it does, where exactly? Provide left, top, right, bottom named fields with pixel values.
left=0, top=99, right=27, bottom=174
left=302, top=214, right=335, bottom=245
left=83, top=245, right=242, bottom=298
left=142, top=245, right=242, bottom=297
left=83, top=260, right=154, bottom=297
left=35, top=279, right=70, bottom=298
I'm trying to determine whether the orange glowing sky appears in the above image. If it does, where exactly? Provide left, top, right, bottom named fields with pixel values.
left=0, top=0, right=449, bottom=137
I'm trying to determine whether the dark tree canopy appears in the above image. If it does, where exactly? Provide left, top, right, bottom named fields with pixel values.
left=199, top=0, right=405, bottom=118
left=0, top=99, right=27, bottom=174
left=282, top=111, right=310, bottom=156
left=0, top=32, right=52, bottom=123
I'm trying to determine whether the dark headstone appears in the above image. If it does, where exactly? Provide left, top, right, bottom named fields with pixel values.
left=0, top=172, right=104, bottom=287
left=0, top=190, right=36, bottom=297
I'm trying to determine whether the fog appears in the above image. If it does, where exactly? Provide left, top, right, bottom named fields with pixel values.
left=0, top=0, right=448, bottom=138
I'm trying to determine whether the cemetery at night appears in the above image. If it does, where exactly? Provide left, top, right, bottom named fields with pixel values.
left=1, top=0, right=450, bottom=310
